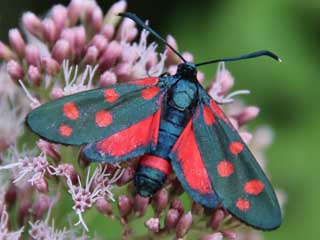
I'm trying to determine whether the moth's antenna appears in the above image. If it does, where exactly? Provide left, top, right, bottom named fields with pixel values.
left=195, top=50, right=282, bottom=67
left=119, top=12, right=187, bottom=63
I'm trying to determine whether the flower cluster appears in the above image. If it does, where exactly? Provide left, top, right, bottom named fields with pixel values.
left=0, top=0, right=285, bottom=239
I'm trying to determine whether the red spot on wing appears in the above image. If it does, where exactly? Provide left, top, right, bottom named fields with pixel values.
left=141, top=86, right=160, bottom=100
left=59, top=124, right=73, bottom=137
left=209, top=99, right=228, bottom=122
left=229, top=142, right=244, bottom=155
left=104, top=88, right=119, bottom=103
left=172, top=121, right=213, bottom=194
left=203, top=105, right=216, bottom=125
left=95, top=110, right=112, bottom=127
left=63, top=102, right=79, bottom=120
left=244, top=179, right=264, bottom=195
left=131, top=77, right=159, bottom=85
left=96, top=109, right=161, bottom=157
left=217, top=160, right=234, bottom=177
left=140, top=155, right=172, bottom=175
left=236, top=198, right=250, bottom=211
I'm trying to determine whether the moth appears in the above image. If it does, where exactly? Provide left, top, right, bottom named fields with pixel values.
left=27, top=12, right=282, bottom=230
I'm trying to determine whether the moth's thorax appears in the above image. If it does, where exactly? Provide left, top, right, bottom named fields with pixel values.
left=169, top=79, right=198, bottom=110
left=176, top=62, right=197, bottom=81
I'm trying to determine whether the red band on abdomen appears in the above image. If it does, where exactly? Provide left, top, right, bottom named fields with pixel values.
left=140, top=155, right=172, bottom=175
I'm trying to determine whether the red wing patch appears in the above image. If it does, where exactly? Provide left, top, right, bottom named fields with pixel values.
left=95, top=109, right=161, bottom=157
left=172, top=120, right=213, bottom=194
left=131, top=77, right=159, bottom=86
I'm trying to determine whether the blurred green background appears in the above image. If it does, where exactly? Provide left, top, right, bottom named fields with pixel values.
left=0, top=0, right=318, bottom=239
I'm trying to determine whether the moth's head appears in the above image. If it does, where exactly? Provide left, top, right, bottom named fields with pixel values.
left=176, top=62, right=197, bottom=80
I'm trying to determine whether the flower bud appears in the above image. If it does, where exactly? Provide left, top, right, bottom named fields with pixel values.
left=34, top=177, right=49, bottom=194
left=83, top=46, right=98, bottom=65
left=101, top=24, right=115, bottom=40
left=133, top=195, right=149, bottom=216
left=144, top=218, right=160, bottom=233
left=99, top=40, right=122, bottom=71
left=175, top=211, right=193, bottom=238
left=99, top=70, right=117, bottom=87
left=7, top=60, right=24, bottom=80
left=165, top=35, right=179, bottom=65
left=42, top=18, right=58, bottom=44
left=208, top=209, right=225, bottom=230
left=96, top=198, right=113, bottom=217
left=104, top=0, right=127, bottom=26
left=222, top=230, right=237, bottom=240
left=234, top=106, right=260, bottom=126
left=90, top=34, right=108, bottom=53
left=52, top=39, right=71, bottom=63
left=199, top=232, right=224, bottom=240
left=170, top=198, right=184, bottom=215
left=51, top=5, right=68, bottom=32
left=91, top=7, right=103, bottom=33
left=118, top=195, right=132, bottom=219
left=116, top=166, right=134, bottom=185
left=26, top=45, right=41, bottom=68
left=164, top=208, right=180, bottom=230
left=0, top=41, right=15, bottom=60
left=22, top=12, right=43, bottom=39
left=67, top=0, right=83, bottom=26
left=152, top=188, right=168, bottom=216
left=32, top=194, right=50, bottom=219
left=41, top=57, right=60, bottom=75
left=36, top=139, right=60, bottom=162
left=9, top=28, right=26, bottom=58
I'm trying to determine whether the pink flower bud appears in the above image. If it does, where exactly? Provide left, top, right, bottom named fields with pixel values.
left=22, top=12, right=43, bottom=39
left=233, top=106, right=260, bottom=126
left=114, top=62, right=132, bottom=80
left=34, top=177, right=49, bottom=193
left=199, top=232, right=224, bottom=240
left=74, top=26, right=86, bottom=57
left=164, top=208, right=180, bottom=230
left=90, top=34, right=108, bottom=53
left=50, top=5, right=68, bottom=32
left=96, top=198, right=113, bottom=217
left=208, top=209, right=225, bottom=230
left=18, top=200, right=31, bottom=226
left=8, top=28, right=26, bottom=58
left=42, top=18, right=58, bottom=44
left=36, top=139, right=60, bottom=162
left=32, top=194, right=50, bottom=219
left=5, top=184, right=17, bottom=207
left=144, top=218, right=160, bottom=233
left=170, top=198, right=184, bottom=215
left=175, top=211, right=193, bottom=238
left=99, top=40, right=122, bottom=70
left=104, top=0, right=127, bottom=25
left=118, top=195, right=132, bottom=219
left=133, top=195, right=149, bottom=216
left=182, top=52, right=193, bottom=62
left=0, top=41, right=16, bottom=60
left=41, top=56, right=60, bottom=75
left=83, top=46, right=98, bottom=65
left=101, top=24, right=115, bottom=40
left=52, top=39, right=71, bottom=63
left=152, top=188, right=168, bottom=216
left=67, top=0, right=83, bottom=26
left=7, top=60, right=24, bottom=80
left=26, top=45, right=41, bottom=68
left=165, top=35, right=179, bottom=65
left=56, top=163, right=78, bottom=184
left=99, top=70, right=117, bottom=87
left=50, top=86, right=64, bottom=100
left=28, top=65, right=42, bottom=86
left=116, top=166, right=134, bottom=185
left=91, top=7, right=103, bottom=32
left=197, top=71, right=205, bottom=84
left=167, top=65, right=177, bottom=75
left=222, top=230, right=238, bottom=240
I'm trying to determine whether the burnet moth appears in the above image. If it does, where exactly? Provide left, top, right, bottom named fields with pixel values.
left=26, top=12, right=282, bottom=230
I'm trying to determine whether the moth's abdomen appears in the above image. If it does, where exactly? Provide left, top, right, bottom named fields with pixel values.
left=135, top=155, right=172, bottom=197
